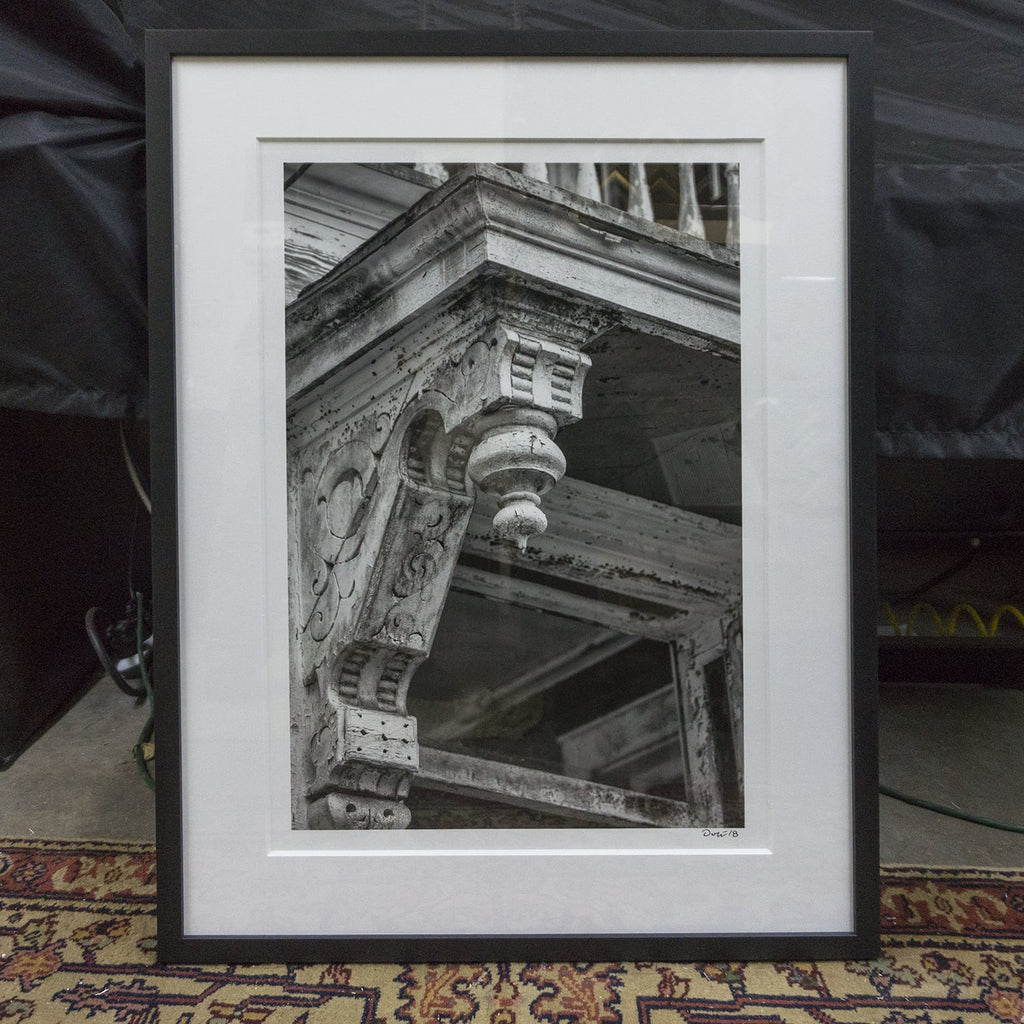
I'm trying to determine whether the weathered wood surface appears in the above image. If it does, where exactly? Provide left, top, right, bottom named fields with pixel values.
left=417, top=747, right=699, bottom=828
left=285, top=163, right=738, bottom=301
left=287, top=173, right=615, bottom=828
left=283, top=164, right=434, bottom=303
left=286, top=163, right=742, bottom=830
left=286, top=163, right=739, bottom=406
left=464, top=476, right=741, bottom=618
left=451, top=475, right=741, bottom=642
left=557, top=684, right=682, bottom=784
left=288, top=322, right=592, bottom=826
left=449, top=563, right=691, bottom=641
left=672, top=612, right=744, bottom=826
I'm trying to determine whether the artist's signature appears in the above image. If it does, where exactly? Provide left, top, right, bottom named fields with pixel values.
left=702, top=829, right=740, bottom=839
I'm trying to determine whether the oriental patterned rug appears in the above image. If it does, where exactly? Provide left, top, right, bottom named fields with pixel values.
left=2, top=838, right=1023, bottom=1023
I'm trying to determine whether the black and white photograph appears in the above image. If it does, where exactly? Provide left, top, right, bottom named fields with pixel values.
left=283, top=161, right=743, bottom=831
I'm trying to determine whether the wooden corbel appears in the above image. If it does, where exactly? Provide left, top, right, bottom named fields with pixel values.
left=291, top=317, right=590, bottom=829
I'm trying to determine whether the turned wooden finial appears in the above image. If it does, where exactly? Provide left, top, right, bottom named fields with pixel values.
left=467, top=407, right=567, bottom=552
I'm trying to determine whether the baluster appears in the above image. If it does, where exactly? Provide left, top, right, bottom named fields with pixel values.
left=627, top=163, right=654, bottom=221
left=677, top=163, right=706, bottom=239
left=574, top=162, right=602, bottom=202
left=707, top=163, right=723, bottom=201
left=546, top=164, right=576, bottom=192
left=520, top=162, right=549, bottom=183
left=598, top=163, right=614, bottom=206
left=724, top=163, right=740, bottom=249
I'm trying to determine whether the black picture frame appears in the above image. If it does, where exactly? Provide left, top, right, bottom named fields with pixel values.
left=147, top=29, right=877, bottom=964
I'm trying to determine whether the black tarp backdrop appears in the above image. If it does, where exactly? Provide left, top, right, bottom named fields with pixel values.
left=2, top=0, right=1023, bottom=439
left=1, top=0, right=1023, bottom=762
left=877, top=164, right=1024, bottom=460
left=0, top=0, right=146, bottom=418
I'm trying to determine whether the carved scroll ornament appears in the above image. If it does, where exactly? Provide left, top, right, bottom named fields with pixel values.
left=291, top=318, right=591, bottom=829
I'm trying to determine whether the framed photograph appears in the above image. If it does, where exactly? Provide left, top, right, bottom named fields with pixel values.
left=147, top=30, right=877, bottom=962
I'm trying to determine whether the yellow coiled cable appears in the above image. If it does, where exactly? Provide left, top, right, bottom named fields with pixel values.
left=883, top=601, right=1024, bottom=638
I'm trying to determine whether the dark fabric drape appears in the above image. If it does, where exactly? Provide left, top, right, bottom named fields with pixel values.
left=2, top=0, right=1023, bottom=454
left=876, top=164, right=1024, bottom=458
left=0, top=0, right=146, bottom=417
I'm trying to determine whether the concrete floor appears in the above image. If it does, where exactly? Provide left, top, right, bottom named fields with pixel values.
left=0, top=674, right=1022, bottom=865
left=0, top=676, right=155, bottom=841
left=878, top=682, right=1024, bottom=865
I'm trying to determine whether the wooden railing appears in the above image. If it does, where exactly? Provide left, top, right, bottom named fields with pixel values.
left=417, top=746, right=699, bottom=827
left=284, top=161, right=740, bottom=303
left=417, top=162, right=740, bottom=248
